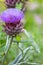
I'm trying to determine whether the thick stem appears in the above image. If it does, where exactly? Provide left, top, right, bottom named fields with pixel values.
left=2, top=36, right=13, bottom=65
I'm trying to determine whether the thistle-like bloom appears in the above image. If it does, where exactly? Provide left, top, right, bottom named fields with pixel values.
left=1, top=8, right=24, bottom=36
left=5, top=0, right=22, bottom=8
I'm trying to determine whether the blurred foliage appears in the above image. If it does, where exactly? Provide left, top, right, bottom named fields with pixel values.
left=0, top=0, right=43, bottom=65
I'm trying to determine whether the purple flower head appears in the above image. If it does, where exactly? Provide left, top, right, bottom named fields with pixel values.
left=1, top=8, right=24, bottom=24
left=1, top=8, right=24, bottom=36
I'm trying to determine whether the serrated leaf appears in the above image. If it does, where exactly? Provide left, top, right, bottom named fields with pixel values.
left=8, top=46, right=33, bottom=65
left=23, top=29, right=40, bottom=53
left=10, top=62, right=41, bottom=65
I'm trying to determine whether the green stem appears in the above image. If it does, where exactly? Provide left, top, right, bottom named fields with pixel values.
left=17, top=42, right=23, bottom=57
left=2, top=36, right=13, bottom=65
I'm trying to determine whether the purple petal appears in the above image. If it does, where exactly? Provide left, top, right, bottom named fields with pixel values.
left=1, top=8, right=24, bottom=23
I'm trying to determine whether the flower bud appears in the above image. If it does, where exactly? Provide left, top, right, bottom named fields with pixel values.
left=5, top=0, right=22, bottom=8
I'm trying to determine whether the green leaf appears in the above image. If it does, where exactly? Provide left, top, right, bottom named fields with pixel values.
left=15, top=35, right=21, bottom=42
left=23, top=29, right=40, bottom=53
left=8, top=46, right=33, bottom=65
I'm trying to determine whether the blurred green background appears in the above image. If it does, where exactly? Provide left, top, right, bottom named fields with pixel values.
left=0, top=0, right=43, bottom=65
